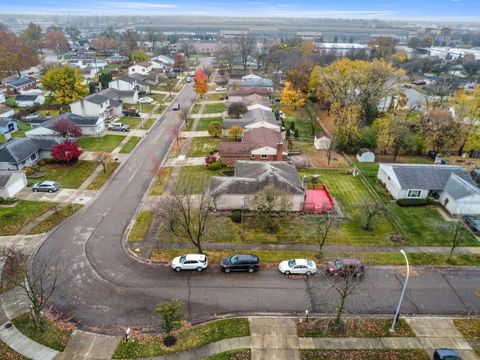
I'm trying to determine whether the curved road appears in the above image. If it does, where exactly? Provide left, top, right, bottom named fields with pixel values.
left=35, top=67, right=480, bottom=334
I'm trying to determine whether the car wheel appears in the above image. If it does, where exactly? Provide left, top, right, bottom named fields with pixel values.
left=33, top=188, right=37, bottom=192
left=248, top=267, right=254, bottom=273
left=225, top=268, right=231, bottom=273
left=175, top=267, right=182, bottom=272
left=306, top=271, right=312, bottom=276
left=48, top=189, right=53, bottom=193
left=196, top=267, right=203, bottom=272
left=285, top=270, right=291, bottom=275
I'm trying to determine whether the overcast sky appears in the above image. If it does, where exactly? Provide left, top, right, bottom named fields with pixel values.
left=2, top=0, right=479, bottom=20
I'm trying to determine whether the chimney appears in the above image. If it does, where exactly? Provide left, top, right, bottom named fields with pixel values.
left=276, top=142, right=283, bottom=160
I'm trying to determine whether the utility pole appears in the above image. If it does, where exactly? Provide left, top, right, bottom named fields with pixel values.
left=389, top=250, right=410, bottom=332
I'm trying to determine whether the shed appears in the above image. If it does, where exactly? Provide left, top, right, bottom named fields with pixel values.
left=356, top=148, right=375, bottom=163
left=314, top=132, right=331, bottom=150
left=0, top=118, right=18, bottom=134
left=0, top=171, right=27, bottom=198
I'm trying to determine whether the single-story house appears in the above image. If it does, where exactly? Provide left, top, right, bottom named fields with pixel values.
left=247, top=103, right=272, bottom=112
left=0, top=118, right=18, bottom=134
left=128, top=62, right=153, bottom=75
left=25, top=113, right=105, bottom=138
left=70, top=93, right=122, bottom=119
left=0, top=137, right=66, bottom=170
left=0, top=104, right=15, bottom=118
left=106, top=55, right=129, bottom=64
left=219, top=126, right=288, bottom=166
left=223, top=108, right=279, bottom=130
left=0, top=171, right=27, bottom=198
left=15, top=94, right=45, bottom=108
left=109, top=75, right=150, bottom=93
left=209, top=161, right=305, bottom=211
left=244, top=121, right=281, bottom=132
left=356, top=148, right=375, bottom=163
left=314, top=132, right=331, bottom=150
left=377, top=163, right=480, bottom=215
left=101, top=88, right=138, bottom=105
left=5, top=77, right=37, bottom=95
left=240, top=75, right=274, bottom=91
left=228, top=87, right=271, bottom=101
left=21, top=114, right=53, bottom=129
left=151, top=55, right=175, bottom=66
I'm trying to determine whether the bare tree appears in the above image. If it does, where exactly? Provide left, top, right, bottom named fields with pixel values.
left=1, top=247, right=60, bottom=331
left=297, top=101, right=319, bottom=136
left=237, top=35, right=255, bottom=71
left=178, top=41, right=196, bottom=61
left=330, top=269, right=364, bottom=330
left=251, top=186, right=293, bottom=233
left=202, top=64, right=213, bottom=81
left=326, top=136, right=337, bottom=166
left=442, top=216, right=468, bottom=260
left=165, top=79, right=176, bottom=97
left=217, top=44, right=237, bottom=74
left=162, top=180, right=214, bottom=254
left=94, top=151, right=114, bottom=173
left=311, top=213, right=337, bottom=254
left=359, top=197, right=385, bottom=231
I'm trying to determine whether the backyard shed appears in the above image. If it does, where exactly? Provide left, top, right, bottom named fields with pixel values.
left=356, top=148, right=375, bottom=163
left=314, top=132, right=331, bottom=150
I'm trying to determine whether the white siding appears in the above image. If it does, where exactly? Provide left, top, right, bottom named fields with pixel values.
left=109, top=80, right=135, bottom=91
left=314, top=137, right=331, bottom=150
left=0, top=173, right=27, bottom=198
left=214, top=193, right=304, bottom=211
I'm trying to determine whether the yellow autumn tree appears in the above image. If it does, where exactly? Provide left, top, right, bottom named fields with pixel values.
left=42, top=65, right=87, bottom=105
left=280, top=81, right=305, bottom=110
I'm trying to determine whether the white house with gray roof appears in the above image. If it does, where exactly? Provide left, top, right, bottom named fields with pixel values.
left=209, top=161, right=305, bottom=211
left=25, top=113, right=104, bottom=138
left=222, top=108, right=279, bottom=131
left=70, top=93, right=122, bottom=119
left=378, top=163, right=480, bottom=215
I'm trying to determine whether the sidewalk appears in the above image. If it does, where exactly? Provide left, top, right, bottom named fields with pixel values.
left=164, top=157, right=205, bottom=167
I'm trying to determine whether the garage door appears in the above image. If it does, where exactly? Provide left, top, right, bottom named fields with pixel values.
left=7, top=178, right=25, bottom=197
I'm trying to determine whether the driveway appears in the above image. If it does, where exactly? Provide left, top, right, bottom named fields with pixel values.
left=33, top=60, right=480, bottom=334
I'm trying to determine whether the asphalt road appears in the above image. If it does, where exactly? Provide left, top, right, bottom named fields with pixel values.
left=34, top=64, right=480, bottom=334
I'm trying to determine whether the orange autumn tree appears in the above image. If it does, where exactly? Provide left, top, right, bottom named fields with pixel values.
left=193, top=68, right=208, bottom=98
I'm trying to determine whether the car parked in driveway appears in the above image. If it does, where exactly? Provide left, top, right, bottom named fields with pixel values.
left=32, top=181, right=59, bottom=193
left=464, top=215, right=480, bottom=235
left=279, top=259, right=317, bottom=276
left=221, top=254, right=259, bottom=273
left=171, top=254, right=208, bottom=272
left=326, top=259, right=365, bottom=276
left=138, top=97, right=154, bottom=104
left=215, top=87, right=227, bottom=92
left=433, top=348, right=462, bottom=360
left=108, top=123, right=130, bottom=132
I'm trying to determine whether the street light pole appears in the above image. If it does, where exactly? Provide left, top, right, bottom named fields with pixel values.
left=389, top=249, right=409, bottom=332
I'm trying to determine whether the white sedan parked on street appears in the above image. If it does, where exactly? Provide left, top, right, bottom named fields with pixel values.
left=138, top=97, right=154, bottom=104
left=171, top=254, right=208, bottom=272
left=279, top=259, right=317, bottom=276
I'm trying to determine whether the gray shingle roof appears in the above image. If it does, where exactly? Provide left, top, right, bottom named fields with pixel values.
left=389, top=164, right=475, bottom=190
left=357, top=148, right=373, bottom=156
left=223, top=108, right=278, bottom=129
left=38, top=113, right=100, bottom=129
left=84, top=93, right=109, bottom=105
left=15, top=94, right=40, bottom=101
left=0, top=118, right=15, bottom=128
left=240, top=78, right=274, bottom=88
left=0, top=104, right=13, bottom=114
left=209, top=161, right=304, bottom=196
left=0, top=138, right=40, bottom=164
left=7, top=77, right=36, bottom=88
left=444, top=173, right=480, bottom=200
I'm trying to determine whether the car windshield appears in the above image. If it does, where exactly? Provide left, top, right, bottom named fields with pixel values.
left=288, top=260, right=296, bottom=267
left=231, top=255, right=238, bottom=264
left=335, top=260, right=343, bottom=268
left=307, top=261, right=314, bottom=267
left=179, top=256, right=186, bottom=263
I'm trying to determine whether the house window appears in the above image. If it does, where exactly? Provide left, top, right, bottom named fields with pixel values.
left=407, top=189, right=422, bottom=198
left=250, top=154, right=255, bottom=158
left=30, top=153, right=37, bottom=161
left=261, top=154, right=267, bottom=159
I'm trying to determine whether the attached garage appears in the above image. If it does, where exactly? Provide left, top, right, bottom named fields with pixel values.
left=0, top=171, right=27, bottom=198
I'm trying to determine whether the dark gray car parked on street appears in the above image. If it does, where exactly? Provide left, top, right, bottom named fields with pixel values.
left=220, top=254, right=260, bottom=273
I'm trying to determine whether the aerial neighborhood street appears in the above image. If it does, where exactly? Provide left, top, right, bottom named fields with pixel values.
left=0, top=6, right=480, bottom=360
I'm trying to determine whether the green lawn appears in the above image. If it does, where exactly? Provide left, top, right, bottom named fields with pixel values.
left=190, top=103, right=201, bottom=115
left=78, top=135, right=126, bottom=152
left=150, top=167, right=173, bottom=196
left=301, top=350, right=429, bottom=360
left=203, top=103, right=225, bottom=114
left=453, top=319, right=480, bottom=340
left=204, top=350, right=250, bottom=360
left=30, top=161, right=99, bottom=189
left=87, top=162, right=120, bottom=190
left=120, top=136, right=141, bottom=153
left=128, top=210, right=153, bottom=242
left=38, top=109, right=60, bottom=117
left=175, top=166, right=226, bottom=194
left=206, top=93, right=227, bottom=101
left=0, top=201, right=55, bottom=235
left=129, top=103, right=156, bottom=113
left=118, top=117, right=141, bottom=128
left=11, top=121, right=30, bottom=138
left=12, top=314, right=72, bottom=351
left=112, top=318, right=249, bottom=358
left=284, top=116, right=319, bottom=141
left=186, top=137, right=229, bottom=157
left=28, top=204, right=82, bottom=234
left=196, top=117, right=223, bottom=131
left=141, top=117, right=156, bottom=129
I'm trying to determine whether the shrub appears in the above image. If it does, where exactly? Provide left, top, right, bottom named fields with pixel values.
left=207, top=159, right=222, bottom=170
left=396, top=198, right=433, bottom=207
left=286, top=128, right=291, bottom=138
left=294, top=128, right=299, bottom=138
left=205, top=155, right=217, bottom=165
left=231, top=210, right=242, bottom=223
left=51, top=141, right=83, bottom=164
left=208, top=121, right=223, bottom=137
left=290, top=121, right=296, bottom=130
left=0, top=197, right=17, bottom=205
left=228, top=102, right=248, bottom=118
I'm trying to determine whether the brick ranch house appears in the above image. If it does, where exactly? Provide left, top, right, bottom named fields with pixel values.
left=5, top=77, right=38, bottom=95
left=219, top=126, right=288, bottom=166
